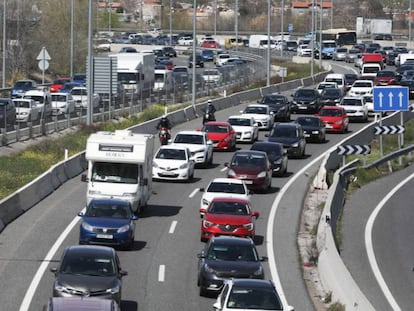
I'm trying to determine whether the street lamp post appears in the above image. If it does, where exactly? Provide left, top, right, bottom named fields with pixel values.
left=214, top=0, right=217, bottom=36
left=70, top=0, right=74, bottom=78
left=235, top=0, right=238, bottom=52
left=311, top=0, right=315, bottom=77
left=87, top=0, right=94, bottom=126
left=319, top=0, right=323, bottom=67
left=2, top=0, right=6, bottom=88
left=267, top=0, right=271, bottom=86
left=191, top=0, right=196, bottom=110
left=409, top=0, right=412, bottom=42
left=280, top=0, right=284, bottom=57
left=169, top=0, right=172, bottom=46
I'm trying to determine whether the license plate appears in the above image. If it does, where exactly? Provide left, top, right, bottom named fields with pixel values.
left=162, top=171, right=175, bottom=176
left=244, top=180, right=253, bottom=184
left=304, top=133, right=310, bottom=137
left=299, top=106, right=307, bottom=109
left=325, top=124, right=333, bottom=129
left=97, top=234, right=113, bottom=239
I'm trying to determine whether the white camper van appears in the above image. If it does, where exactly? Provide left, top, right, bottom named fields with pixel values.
left=82, top=130, right=154, bottom=214
left=154, top=69, right=173, bottom=92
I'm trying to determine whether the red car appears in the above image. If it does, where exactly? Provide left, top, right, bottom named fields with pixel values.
left=201, top=121, right=236, bottom=151
left=374, top=70, right=397, bottom=86
left=316, top=106, right=349, bottom=133
left=225, top=150, right=273, bottom=192
left=200, top=40, right=220, bottom=49
left=200, top=197, right=259, bottom=241
left=50, top=77, right=72, bottom=93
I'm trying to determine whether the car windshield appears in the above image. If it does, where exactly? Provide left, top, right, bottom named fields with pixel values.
left=341, top=99, right=362, bottom=106
left=226, top=286, right=282, bottom=310
left=71, top=88, right=87, bottom=96
left=202, top=124, right=229, bottom=133
left=207, top=245, right=258, bottom=261
left=207, top=182, right=246, bottom=194
left=14, top=81, right=33, bottom=88
left=91, top=162, right=138, bottom=184
left=325, top=78, right=343, bottom=85
left=261, top=95, right=286, bottom=104
left=156, top=148, right=186, bottom=160
left=208, top=201, right=249, bottom=215
left=321, top=89, right=341, bottom=96
left=270, top=126, right=298, bottom=138
left=60, top=254, right=116, bottom=277
left=14, top=101, right=31, bottom=108
left=377, top=71, right=395, bottom=78
left=231, top=154, right=266, bottom=168
left=244, top=106, right=267, bottom=114
left=353, top=81, right=372, bottom=88
left=174, top=134, right=203, bottom=144
left=85, top=202, right=131, bottom=219
left=24, top=95, right=44, bottom=104
left=251, top=144, right=282, bottom=156
left=319, top=109, right=343, bottom=117
left=51, top=95, right=67, bottom=102
left=295, top=89, right=316, bottom=97
left=297, top=117, right=320, bottom=127
left=228, top=118, right=251, bottom=126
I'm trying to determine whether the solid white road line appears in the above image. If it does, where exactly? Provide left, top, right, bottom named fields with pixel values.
left=364, top=174, right=414, bottom=311
left=220, top=167, right=227, bottom=172
left=266, top=122, right=373, bottom=309
left=158, top=265, right=165, bottom=282
left=169, top=220, right=178, bottom=234
left=189, top=188, right=199, bottom=198
left=19, top=212, right=84, bottom=311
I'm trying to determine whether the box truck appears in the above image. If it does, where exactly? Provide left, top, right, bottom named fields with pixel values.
left=81, top=130, right=154, bottom=214
left=154, top=69, right=173, bottom=92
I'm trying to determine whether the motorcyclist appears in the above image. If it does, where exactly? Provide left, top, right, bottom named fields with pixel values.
left=202, top=100, right=216, bottom=123
left=156, top=115, right=172, bottom=144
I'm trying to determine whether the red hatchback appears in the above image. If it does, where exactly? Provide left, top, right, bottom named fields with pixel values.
left=200, top=197, right=259, bottom=241
left=316, top=106, right=349, bottom=133
left=50, top=77, right=72, bottom=93
left=201, top=40, right=220, bottom=49
left=201, top=121, right=236, bottom=151
left=225, top=150, right=273, bottom=192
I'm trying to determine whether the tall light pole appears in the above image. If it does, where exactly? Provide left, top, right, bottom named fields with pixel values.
left=87, top=0, right=94, bottom=125
left=311, top=0, right=315, bottom=77
left=214, top=0, right=217, bottom=36
left=169, top=0, right=172, bottom=46
left=330, top=0, right=333, bottom=29
left=191, top=0, right=197, bottom=110
left=235, top=0, right=238, bottom=52
left=2, top=0, right=6, bottom=88
left=409, top=0, right=412, bottom=42
left=70, top=0, right=74, bottom=78
left=280, top=0, right=284, bottom=57
left=267, top=0, right=271, bottom=86
left=108, top=0, right=112, bottom=32
left=319, top=0, right=322, bottom=67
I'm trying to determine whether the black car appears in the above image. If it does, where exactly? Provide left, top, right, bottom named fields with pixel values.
left=266, top=123, right=306, bottom=158
left=344, top=73, right=358, bottom=90
left=0, top=98, right=16, bottom=128
left=50, top=245, right=127, bottom=305
left=294, top=116, right=326, bottom=143
left=319, top=88, right=344, bottom=106
left=250, top=141, right=288, bottom=177
left=258, top=93, right=291, bottom=121
left=291, top=88, right=321, bottom=113
left=197, top=236, right=266, bottom=296
left=189, top=54, right=204, bottom=68
left=162, top=46, right=177, bottom=57
left=399, top=79, right=414, bottom=99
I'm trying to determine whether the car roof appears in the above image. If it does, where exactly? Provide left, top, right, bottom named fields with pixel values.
left=227, top=278, right=274, bottom=288
left=246, top=103, right=268, bottom=108
left=158, top=144, right=189, bottom=151
left=228, top=115, right=253, bottom=120
left=204, top=121, right=231, bottom=126
left=273, top=122, right=301, bottom=128
left=64, top=245, right=116, bottom=256
left=89, top=198, right=131, bottom=206
left=175, top=130, right=205, bottom=136
left=210, top=197, right=250, bottom=204
left=209, top=177, right=245, bottom=185
left=320, top=105, right=345, bottom=110
left=233, top=150, right=267, bottom=157
left=47, top=297, right=118, bottom=311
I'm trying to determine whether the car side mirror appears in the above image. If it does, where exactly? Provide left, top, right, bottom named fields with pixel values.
left=240, top=110, right=244, bottom=113
left=119, top=270, right=128, bottom=277
left=199, top=188, right=205, bottom=192
left=224, top=162, right=229, bottom=167
left=253, top=211, right=259, bottom=219
left=81, top=174, right=88, bottom=182
left=77, top=211, right=84, bottom=217
left=264, top=133, right=269, bottom=137
left=50, top=267, right=58, bottom=274
left=131, top=215, right=138, bottom=221
left=260, top=256, right=268, bottom=262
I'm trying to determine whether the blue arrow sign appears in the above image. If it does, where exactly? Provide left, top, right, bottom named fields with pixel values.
left=373, top=86, right=409, bottom=111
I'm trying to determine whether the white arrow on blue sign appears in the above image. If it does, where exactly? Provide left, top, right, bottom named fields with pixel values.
left=373, top=86, right=409, bottom=111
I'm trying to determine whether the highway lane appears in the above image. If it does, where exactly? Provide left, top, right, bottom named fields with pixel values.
left=1, top=96, right=374, bottom=311
left=342, top=165, right=414, bottom=311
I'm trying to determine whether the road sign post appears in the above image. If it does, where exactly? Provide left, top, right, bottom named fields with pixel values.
left=36, top=47, right=51, bottom=84
left=337, top=144, right=371, bottom=166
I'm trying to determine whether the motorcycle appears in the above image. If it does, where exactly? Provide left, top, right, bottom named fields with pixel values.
left=202, top=106, right=216, bottom=124
left=158, top=127, right=170, bottom=145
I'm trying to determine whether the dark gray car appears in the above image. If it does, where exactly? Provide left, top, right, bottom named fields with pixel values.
left=266, top=122, right=306, bottom=158
left=197, top=236, right=266, bottom=296
left=50, top=245, right=127, bottom=305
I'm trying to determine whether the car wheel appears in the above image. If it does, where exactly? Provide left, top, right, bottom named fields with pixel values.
left=199, top=284, right=207, bottom=296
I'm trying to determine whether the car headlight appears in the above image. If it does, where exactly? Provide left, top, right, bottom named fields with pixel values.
left=309, top=101, right=316, bottom=105
left=312, top=130, right=320, bottom=134
left=54, top=281, right=72, bottom=294
left=204, top=264, right=216, bottom=273
left=334, top=119, right=344, bottom=124
left=106, top=283, right=121, bottom=295
left=152, top=162, right=159, bottom=168
left=273, top=159, right=282, bottom=164
left=203, top=220, right=214, bottom=228
left=224, top=136, right=232, bottom=142
left=253, top=266, right=264, bottom=277
left=179, top=162, right=189, bottom=169
left=202, top=198, right=209, bottom=206
left=117, top=224, right=130, bottom=233
left=291, top=142, right=299, bottom=147
left=257, top=171, right=267, bottom=178
left=243, top=132, right=252, bottom=137
left=81, top=222, right=94, bottom=231
left=242, top=222, right=254, bottom=231
left=227, top=169, right=236, bottom=177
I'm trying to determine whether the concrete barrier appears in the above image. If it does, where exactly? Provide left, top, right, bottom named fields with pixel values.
left=51, top=164, right=67, bottom=189
left=0, top=193, right=25, bottom=225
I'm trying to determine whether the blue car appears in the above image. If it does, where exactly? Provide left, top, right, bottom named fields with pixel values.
left=11, top=79, right=37, bottom=98
left=78, top=199, right=138, bottom=250
left=59, top=81, right=83, bottom=93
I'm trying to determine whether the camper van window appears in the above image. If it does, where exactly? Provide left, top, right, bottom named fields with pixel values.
left=92, top=162, right=138, bottom=184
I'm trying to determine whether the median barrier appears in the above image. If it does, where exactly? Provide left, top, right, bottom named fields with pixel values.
left=64, top=153, right=87, bottom=180
left=0, top=193, right=25, bottom=225
left=51, top=164, right=68, bottom=189
left=183, top=106, right=198, bottom=120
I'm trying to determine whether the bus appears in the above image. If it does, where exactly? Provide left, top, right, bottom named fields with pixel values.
left=316, top=28, right=357, bottom=48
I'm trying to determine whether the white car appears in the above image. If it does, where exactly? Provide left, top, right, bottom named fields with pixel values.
left=23, top=89, right=52, bottom=117
left=171, top=131, right=214, bottom=167
left=13, top=98, right=41, bottom=122
left=70, top=87, right=100, bottom=110
left=338, top=96, right=369, bottom=122
left=297, top=44, right=312, bottom=57
left=178, top=36, right=193, bottom=46
left=202, top=69, right=223, bottom=85
left=227, top=115, right=259, bottom=143
left=347, top=79, right=373, bottom=97
left=51, top=92, right=76, bottom=115
left=152, top=145, right=195, bottom=181
left=199, top=178, right=251, bottom=212
left=240, top=104, right=274, bottom=130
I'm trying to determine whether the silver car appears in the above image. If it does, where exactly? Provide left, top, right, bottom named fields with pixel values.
left=332, top=48, right=348, bottom=61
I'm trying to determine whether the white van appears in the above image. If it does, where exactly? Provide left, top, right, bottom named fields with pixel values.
left=361, top=63, right=381, bottom=77
left=23, top=89, right=52, bottom=117
left=324, top=73, right=346, bottom=92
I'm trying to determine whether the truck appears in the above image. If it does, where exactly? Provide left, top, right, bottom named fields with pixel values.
left=110, top=52, right=155, bottom=95
left=248, top=35, right=276, bottom=49
left=153, top=69, right=173, bottom=93
left=361, top=53, right=385, bottom=69
left=81, top=130, right=154, bottom=214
